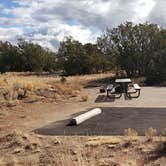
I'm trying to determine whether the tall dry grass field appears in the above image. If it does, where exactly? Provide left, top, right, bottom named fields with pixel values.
left=0, top=72, right=114, bottom=106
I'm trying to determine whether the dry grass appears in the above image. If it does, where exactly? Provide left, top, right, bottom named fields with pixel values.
left=0, top=75, right=51, bottom=102
left=85, top=136, right=122, bottom=147
left=161, top=126, right=166, bottom=136
left=1, top=131, right=166, bottom=166
left=145, top=127, right=157, bottom=141
left=124, top=128, right=139, bottom=142
left=0, top=72, right=113, bottom=106
left=1, top=72, right=166, bottom=165
left=67, top=73, right=114, bottom=84
left=80, top=95, right=89, bottom=102
left=124, top=128, right=138, bottom=137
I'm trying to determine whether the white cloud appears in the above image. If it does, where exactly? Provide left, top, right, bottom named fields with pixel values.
left=23, top=23, right=99, bottom=51
left=148, top=0, right=166, bottom=28
left=133, top=0, right=156, bottom=22
left=0, top=27, right=23, bottom=42
left=0, top=0, right=165, bottom=51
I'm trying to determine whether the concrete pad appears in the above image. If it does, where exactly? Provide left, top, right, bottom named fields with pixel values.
left=91, top=87, right=166, bottom=107
left=34, top=107, right=166, bottom=136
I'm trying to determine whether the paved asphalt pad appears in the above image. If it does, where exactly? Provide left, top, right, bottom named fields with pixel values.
left=34, top=107, right=166, bottom=136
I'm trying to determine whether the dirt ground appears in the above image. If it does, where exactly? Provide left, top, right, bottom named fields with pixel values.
left=0, top=75, right=166, bottom=165
left=1, top=87, right=166, bottom=135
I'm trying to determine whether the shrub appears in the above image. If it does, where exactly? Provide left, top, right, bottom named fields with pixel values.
left=145, top=127, right=157, bottom=141
left=124, top=128, right=138, bottom=137
left=161, top=127, right=166, bottom=136
left=12, top=82, right=27, bottom=99
left=60, top=76, right=67, bottom=84
left=145, top=73, right=163, bottom=86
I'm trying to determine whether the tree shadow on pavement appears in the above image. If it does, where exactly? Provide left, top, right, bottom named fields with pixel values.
left=95, top=95, right=115, bottom=103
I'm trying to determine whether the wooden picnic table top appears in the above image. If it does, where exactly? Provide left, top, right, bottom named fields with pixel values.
left=115, top=78, right=132, bottom=83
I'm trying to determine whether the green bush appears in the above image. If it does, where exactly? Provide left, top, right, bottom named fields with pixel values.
left=60, top=76, right=67, bottom=83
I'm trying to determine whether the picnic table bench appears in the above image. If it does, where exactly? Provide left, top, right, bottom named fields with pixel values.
left=133, top=84, right=141, bottom=90
left=101, top=78, right=141, bottom=99
left=126, top=83, right=141, bottom=98
left=106, top=84, right=122, bottom=98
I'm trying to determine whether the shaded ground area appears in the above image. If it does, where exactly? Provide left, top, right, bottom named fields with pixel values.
left=95, top=95, right=116, bottom=102
left=35, top=107, right=166, bottom=136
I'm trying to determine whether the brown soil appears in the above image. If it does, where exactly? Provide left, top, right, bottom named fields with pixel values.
left=0, top=74, right=166, bottom=165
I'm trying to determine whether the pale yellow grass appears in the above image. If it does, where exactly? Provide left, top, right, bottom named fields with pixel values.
left=67, top=72, right=114, bottom=85
left=86, top=136, right=122, bottom=146
left=0, top=72, right=114, bottom=104
left=0, top=75, right=57, bottom=103
left=85, top=135, right=142, bottom=148
left=0, top=72, right=113, bottom=89
left=0, top=75, right=58, bottom=89
left=145, top=127, right=157, bottom=141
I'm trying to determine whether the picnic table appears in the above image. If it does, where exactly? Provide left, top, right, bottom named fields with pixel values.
left=104, top=78, right=141, bottom=98
left=115, top=78, right=132, bottom=93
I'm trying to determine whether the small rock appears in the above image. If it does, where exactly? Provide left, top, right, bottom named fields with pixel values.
left=48, top=88, right=57, bottom=92
left=23, top=97, right=39, bottom=103
left=53, top=139, right=60, bottom=145
left=6, top=101, right=17, bottom=107
left=107, top=144, right=116, bottom=149
left=13, top=147, right=23, bottom=154
left=25, top=143, right=38, bottom=151
left=33, top=147, right=41, bottom=153
left=122, top=149, right=129, bottom=153
left=19, top=115, right=26, bottom=118
left=70, top=149, right=77, bottom=155
left=36, top=89, right=55, bottom=98
left=142, top=148, right=152, bottom=153
left=98, top=158, right=120, bottom=166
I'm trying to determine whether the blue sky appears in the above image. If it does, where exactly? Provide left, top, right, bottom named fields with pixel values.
left=0, top=0, right=15, bottom=17
left=0, top=0, right=165, bottom=51
left=0, top=0, right=18, bottom=8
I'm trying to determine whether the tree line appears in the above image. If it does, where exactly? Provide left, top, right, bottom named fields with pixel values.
left=0, top=39, right=56, bottom=72
left=98, top=22, right=166, bottom=84
left=0, top=22, right=165, bottom=84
